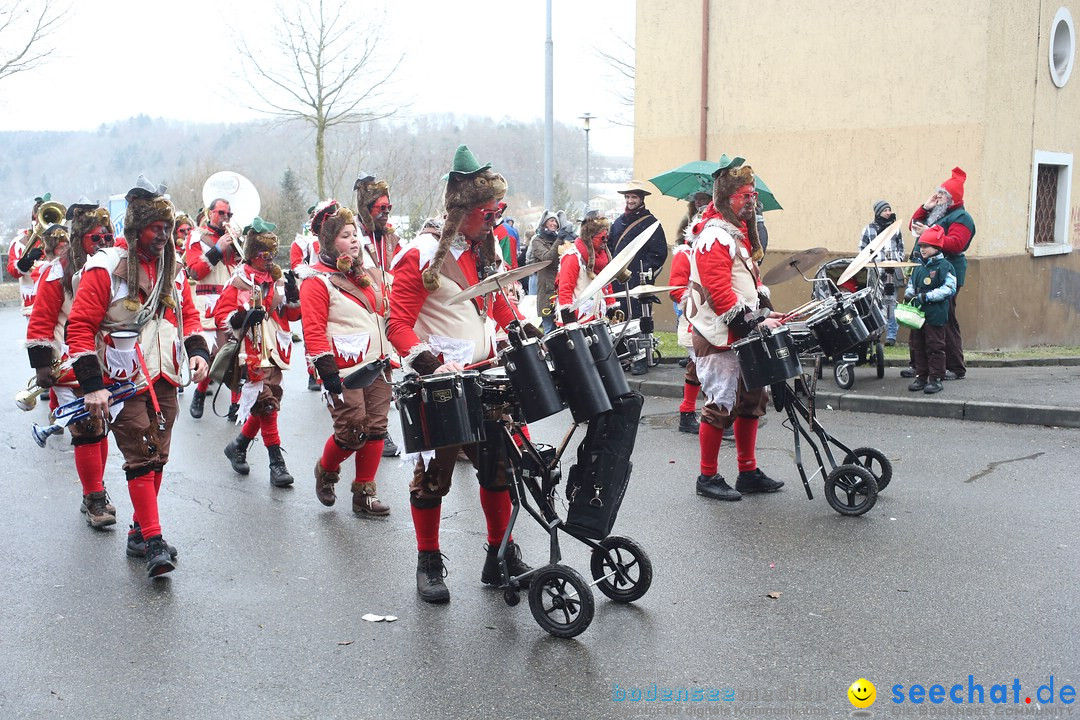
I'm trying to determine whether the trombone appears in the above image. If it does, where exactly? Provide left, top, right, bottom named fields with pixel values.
left=20, top=201, right=67, bottom=260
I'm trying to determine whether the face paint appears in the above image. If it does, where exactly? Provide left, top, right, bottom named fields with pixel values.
left=729, top=186, right=758, bottom=220
left=139, top=220, right=170, bottom=257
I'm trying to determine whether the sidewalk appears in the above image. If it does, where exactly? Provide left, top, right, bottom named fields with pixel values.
left=629, top=358, right=1080, bottom=429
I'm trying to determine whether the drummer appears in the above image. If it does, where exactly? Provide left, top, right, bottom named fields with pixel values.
left=684, top=160, right=785, bottom=502
left=555, top=210, right=618, bottom=326
left=387, top=145, right=543, bottom=604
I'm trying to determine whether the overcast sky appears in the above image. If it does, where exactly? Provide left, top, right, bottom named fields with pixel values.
left=0, top=0, right=636, bottom=156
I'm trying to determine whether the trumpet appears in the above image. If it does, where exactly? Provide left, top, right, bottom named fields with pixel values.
left=21, top=200, right=67, bottom=260
left=31, top=381, right=140, bottom=448
left=223, top=221, right=245, bottom=255
left=250, top=285, right=274, bottom=369
left=15, top=378, right=48, bottom=412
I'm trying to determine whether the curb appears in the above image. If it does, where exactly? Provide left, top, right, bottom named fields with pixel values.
left=632, top=377, right=1080, bottom=429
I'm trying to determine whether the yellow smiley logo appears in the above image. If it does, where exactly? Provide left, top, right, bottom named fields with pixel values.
left=848, top=678, right=876, bottom=709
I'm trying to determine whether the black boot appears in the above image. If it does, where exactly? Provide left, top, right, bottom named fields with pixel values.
left=695, top=474, right=741, bottom=501
left=416, top=551, right=450, bottom=603
left=735, top=468, right=785, bottom=493
left=307, top=374, right=320, bottom=391
left=267, top=445, right=294, bottom=487
left=382, top=434, right=401, bottom=458
left=226, top=402, right=240, bottom=422
left=189, top=389, right=206, bottom=419
left=678, top=411, right=699, bottom=434
left=923, top=378, right=944, bottom=394
left=631, top=357, right=648, bottom=376
left=127, top=524, right=178, bottom=560
left=145, top=535, right=176, bottom=578
left=224, top=434, right=253, bottom=475
left=481, top=540, right=533, bottom=588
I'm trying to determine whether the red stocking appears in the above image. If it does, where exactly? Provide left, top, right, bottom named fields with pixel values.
left=733, top=416, right=759, bottom=473
left=128, top=473, right=161, bottom=540
left=353, top=440, right=383, bottom=482
left=699, top=421, right=724, bottom=477
left=320, top=436, right=353, bottom=472
left=73, top=444, right=105, bottom=495
left=479, top=487, right=513, bottom=546
left=411, top=504, right=441, bottom=552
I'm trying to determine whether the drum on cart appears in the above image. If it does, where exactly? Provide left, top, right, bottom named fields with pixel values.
left=732, top=326, right=804, bottom=389
left=806, top=300, right=870, bottom=357
left=849, top=287, right=885, bottom=337
left=543, top=325, right=612, bottom=422
left=580, top=320, right=632, bottom=401
left=501, top=339, right=566, bottom=422
left=396, top=371, right=484, bottom=453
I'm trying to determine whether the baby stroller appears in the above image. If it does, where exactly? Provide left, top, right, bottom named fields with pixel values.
left=811, top=259, right=887, bottom=389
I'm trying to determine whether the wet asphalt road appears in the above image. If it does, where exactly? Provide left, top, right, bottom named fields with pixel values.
left=0, top=307, right=1078, bottom=719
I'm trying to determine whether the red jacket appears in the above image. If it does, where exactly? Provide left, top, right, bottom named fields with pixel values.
left=910, top=206, right=972, bottom=255
left=669, top=244, right=691, bottom=305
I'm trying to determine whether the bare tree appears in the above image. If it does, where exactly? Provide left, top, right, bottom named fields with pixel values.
left=0, top=0, right=67, bottom=84
left=595, top=35, right=634, bottom=127
left=236, top=0, right=402, bottom=199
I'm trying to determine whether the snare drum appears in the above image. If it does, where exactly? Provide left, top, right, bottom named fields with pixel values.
left=732, top=326, right=804, bottom=389
left=849, top=287, right=886, bottom=337
left=542, top=325, right=612, bottom=422
left=806, top=301, right=870, bottom=356
left=580, top=320, right=632, bottom=401
left=396, top=371, right=485, bottom=453
left=502, top=339, right=566, bottom=422
left=610, top=319, right=643, bottom=364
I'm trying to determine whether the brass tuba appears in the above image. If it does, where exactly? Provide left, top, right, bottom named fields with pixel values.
left=21, top=201, right=68, bottom=259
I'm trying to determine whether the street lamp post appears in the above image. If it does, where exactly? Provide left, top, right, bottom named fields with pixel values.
left=579, top=112, right=594, bottom=212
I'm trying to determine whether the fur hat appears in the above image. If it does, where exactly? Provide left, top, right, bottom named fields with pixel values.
left=423, top=145, right=507, bottom=292
left=65, top=197, right=98, bottom=221
left=579, top=211, right=610, bottom=277
left=243, top=216, right=283, bottom=280
left=311, top=201, right=369, bottom=283
left=42, top=224, right=69, bottom=255
left=122, top=177, right=176, bottom=311
left=939, top=167, right=967, bottom=207
left=712, top=163, right=764, bottom=262
left=355, top=177, right=390, bottom=234
left=66, top=207, right=112, bottom=294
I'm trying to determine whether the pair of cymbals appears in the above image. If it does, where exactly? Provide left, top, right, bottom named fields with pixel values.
left=445, top=260, right=552, bottom=305
left=760, top=247, right=830, bottom=286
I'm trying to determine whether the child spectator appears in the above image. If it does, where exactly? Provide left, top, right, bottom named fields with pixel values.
left=905, top=226, right=956, bottom=395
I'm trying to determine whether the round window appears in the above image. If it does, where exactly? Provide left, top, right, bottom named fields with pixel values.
left=1050, top=7, right=1075, bottom=88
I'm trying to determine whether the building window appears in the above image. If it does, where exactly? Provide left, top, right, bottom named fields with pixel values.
left=1029, top=151, right=1073, bottom=256
left=1050, top=7, right=1075, bottom=88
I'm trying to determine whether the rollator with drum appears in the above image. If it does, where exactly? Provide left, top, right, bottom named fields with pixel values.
left=741, top=237, right=899, bottom=516
left=369, top=252, right=655, bottom=638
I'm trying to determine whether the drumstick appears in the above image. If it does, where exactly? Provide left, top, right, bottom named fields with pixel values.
left=464, top=358, right=498, bottom=371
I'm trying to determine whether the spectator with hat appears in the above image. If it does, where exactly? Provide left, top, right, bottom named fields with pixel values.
left=904, top=225, right=957, bottom=395
left=858, top=200, right=905, bottom=345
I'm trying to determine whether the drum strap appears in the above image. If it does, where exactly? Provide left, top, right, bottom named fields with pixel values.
left=612, top=215, right=654, bottom=255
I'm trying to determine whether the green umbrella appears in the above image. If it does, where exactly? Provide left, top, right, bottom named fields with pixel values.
left=648, top=156, right=783, bottom=212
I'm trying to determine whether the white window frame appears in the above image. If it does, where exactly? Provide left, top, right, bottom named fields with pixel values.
left=1049, top=7, right=1075, bottom=88
left=1028, top=150, right=1074, bottom=257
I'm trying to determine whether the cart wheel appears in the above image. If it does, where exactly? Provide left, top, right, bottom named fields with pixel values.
left=834, top=362, right=855, bottom=390
left=842, top=446, right=893, bottom=491
left=504, top=588, right=521, bottom=607
left=590, top=536, right=653, bottom=603
left=875, top=342, right=886, bottom=379
left=528, top=564, right=595, bottom=638
left=824, top=464, right=878, bottom=516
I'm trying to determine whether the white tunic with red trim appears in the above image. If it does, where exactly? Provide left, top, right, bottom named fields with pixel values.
left=216, top=266, right=303, bottom=375
left=24, top=259, right=79, bottom=386
left=387, top=231, right=521, bottom=370
left=684, top=217, right=764, bottom=350
left=555, top=238, right=615, bottom=325
left=299, top=245, right=389, bottom=371
left=66, top=247, right=203, bottom=388
left=289, top=232, right=320, bottom=270
left=185, top=226, right=239, bottom=331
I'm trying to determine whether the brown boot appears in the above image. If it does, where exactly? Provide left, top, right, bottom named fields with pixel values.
left=314, top=460, right=339, bottom=507
left=351, top=481, right=390, bottom=516
left=81, top=491, right=116, bottom=528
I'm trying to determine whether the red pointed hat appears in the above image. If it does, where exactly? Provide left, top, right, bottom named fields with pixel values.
left=940, top=167, right=966, bottom=207
left=919, top=225, right=946, bottom=249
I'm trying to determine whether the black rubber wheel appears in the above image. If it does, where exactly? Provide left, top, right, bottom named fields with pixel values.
left=843, top=446, right=893, bottom=491
left=528, top=564, right=595, bottom=638
left=503, top=589, right=520, bottom=607
left=875, top=342, right=886, bottom=379
left=834, top=362, right=855, bottom=390
left=824, top=464, right=878, bottom=516
left=589, top=536, right=653, bottom=603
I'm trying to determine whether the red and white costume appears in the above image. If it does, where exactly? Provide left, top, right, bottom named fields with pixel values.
left=554, top=237, right=616, bottom=325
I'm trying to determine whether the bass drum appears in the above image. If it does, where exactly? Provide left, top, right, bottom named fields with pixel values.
left=580, top=320, right=631, bottom=402
left=396, top=371, right=484, bottom=453
left=502, top=339, right=566, bottom=422
left=732, top=326, right=803, bottom=390
left=543, top=325, right=612, bottom=423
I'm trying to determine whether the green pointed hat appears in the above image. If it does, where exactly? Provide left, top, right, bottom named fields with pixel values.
left=447, top=144, right=491, bottom=179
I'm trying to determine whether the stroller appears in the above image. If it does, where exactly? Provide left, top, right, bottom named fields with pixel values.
left=811, top=259, right=888, bottom=389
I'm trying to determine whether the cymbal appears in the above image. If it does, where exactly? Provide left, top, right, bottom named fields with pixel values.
left=870, top=260, right=919, bottom=268
left=446, top=260, right=552, bottom=305
left=570, top=220, right=663, bottom=311
left=620, top=284, right=682, bottom=298
left=760, top=247, right=829, bottom=286
left=837, top=221, right=901, bottom=286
